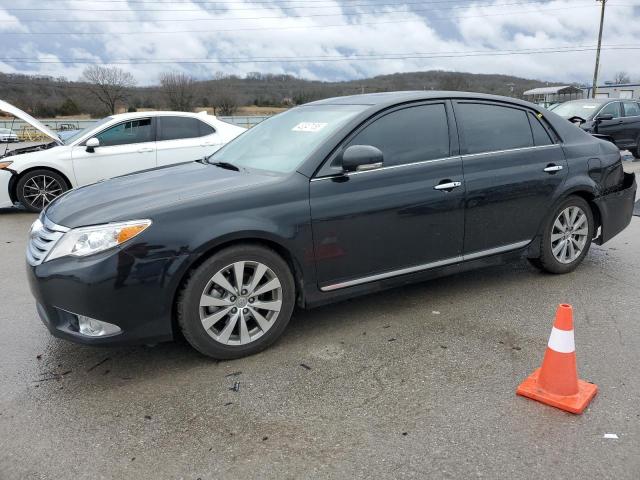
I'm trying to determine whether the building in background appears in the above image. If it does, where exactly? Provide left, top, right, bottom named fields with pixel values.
left=581, top=83, right=640, bottom=99
left=522, top=85, right=584, bottom=107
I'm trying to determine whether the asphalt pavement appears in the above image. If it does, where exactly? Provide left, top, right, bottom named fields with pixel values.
left=1, top=163, right=639, bottom=479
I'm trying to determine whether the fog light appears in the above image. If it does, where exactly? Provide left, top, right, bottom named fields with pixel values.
left=78, top=315, right=121, bottom=337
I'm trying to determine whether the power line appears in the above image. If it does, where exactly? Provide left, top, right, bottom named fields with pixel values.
left=0, top=2, right=609, bottom=22
left=1, top=45, right=637, bottom=65
left=1, top=0, right=577, bottom=12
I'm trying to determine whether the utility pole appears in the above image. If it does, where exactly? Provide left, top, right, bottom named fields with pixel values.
left=591, top=0, right=606, bottom=99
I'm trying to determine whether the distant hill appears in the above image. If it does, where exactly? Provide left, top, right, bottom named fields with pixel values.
left=0, top=70, right=558, bottom=118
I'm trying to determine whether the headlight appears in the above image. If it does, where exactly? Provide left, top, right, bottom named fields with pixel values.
left=46, top=219, right=151, bottom=261
left=0, top=161, right=13, bottom=170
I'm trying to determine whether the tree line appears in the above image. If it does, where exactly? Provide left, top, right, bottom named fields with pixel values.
left=0, top=65, right=581, bottom=118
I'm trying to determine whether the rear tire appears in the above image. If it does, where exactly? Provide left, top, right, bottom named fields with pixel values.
left=16, top=169, right=69, bottom=213
left=177, top=244, right=295, bottom=359
left=529, top=196, right=594, bottom=274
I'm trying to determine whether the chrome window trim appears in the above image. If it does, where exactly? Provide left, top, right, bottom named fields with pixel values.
left=319, top=240, right=530, bottom=292
left=460, top=143, right=559, bottom=159
left=310, top=144, right=560, bottom=182
left=310, top=155, right=459, bottom=182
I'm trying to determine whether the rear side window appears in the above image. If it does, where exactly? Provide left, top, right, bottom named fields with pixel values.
left=347, top=104, right=450, bottom=167
left=96, top=118, right=152, bottom=147
left=528, top=113, right=553, bottom=146
left=158, top=116, right=213, bottom=141
left=457, top=103, right=533, bottom=155
left=622, top=101, right=640, bottom=117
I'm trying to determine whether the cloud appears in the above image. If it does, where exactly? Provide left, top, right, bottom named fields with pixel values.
left=0, top=0, right=639, bottom=84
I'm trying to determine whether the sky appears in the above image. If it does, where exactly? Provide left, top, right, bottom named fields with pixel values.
left=0, top=0, right=639, bottom=85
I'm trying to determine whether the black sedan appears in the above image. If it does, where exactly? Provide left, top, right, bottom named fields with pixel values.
left=553, top=98, right=640, bottom=157
left=27, top=92, right=637, bottom=359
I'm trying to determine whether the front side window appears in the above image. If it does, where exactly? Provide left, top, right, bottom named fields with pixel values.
left=96, top=118, right=152, bottom=147
left=598, top=102, right=621, bottom=118
left=346, top=104, right=450, bottom=167
left=457, top=103, right=533, bottom=155
left=158, top=116, right=212, bottom=141
left=622, top=101, right=640, bottom=117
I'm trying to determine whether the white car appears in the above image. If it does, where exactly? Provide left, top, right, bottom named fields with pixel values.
left=0, top=127, right=19, bottom=142
left=0, top=100, right=246, bottom=212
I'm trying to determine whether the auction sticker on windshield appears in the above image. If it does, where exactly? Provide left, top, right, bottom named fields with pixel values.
left=292, top=122, right=328, bottom=132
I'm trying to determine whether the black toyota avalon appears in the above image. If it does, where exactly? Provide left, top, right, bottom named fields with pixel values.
left=27, top=92, right=636, bottom=359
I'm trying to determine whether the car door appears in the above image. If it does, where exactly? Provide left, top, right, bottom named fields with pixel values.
left=593, top=101, right=625, bottom=145
left=71, top=118, right=156, bottom=186
left=156, top=116, right=223, bottom=167
left=310, top=101, right=465, bottom=290
left=620, top=101, right=640, bottom=149
left=453, top=101, right=567, bottom=255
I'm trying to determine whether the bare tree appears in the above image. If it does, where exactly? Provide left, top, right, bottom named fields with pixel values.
left=613, top=71, right=631, bottom=84
left=212, top=90, right=239, bottom=116
left=81, top=66, right=136, bottom=114
left=159, top=71, right=198, bottom=111
left=211, top=76, right=239, bottom=116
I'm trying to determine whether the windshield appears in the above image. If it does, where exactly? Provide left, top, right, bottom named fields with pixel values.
left=552, top=102, right=603, bottom=120
left=208, top=104, right=368, bottom=173
left=62, top=117, right=112, bottom=145
left=0, top=128, right=9, bottom=134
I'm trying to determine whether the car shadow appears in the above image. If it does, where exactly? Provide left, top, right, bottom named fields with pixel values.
left=31, top=257, right=539, bottom=394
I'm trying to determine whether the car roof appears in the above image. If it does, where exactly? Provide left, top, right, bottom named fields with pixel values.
left=306, top=90, right=542, bottom=110
left=109, top=111, right=210, bottom=121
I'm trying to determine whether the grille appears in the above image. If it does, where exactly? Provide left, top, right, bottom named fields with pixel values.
left=26, top=216, right=69, bottom=266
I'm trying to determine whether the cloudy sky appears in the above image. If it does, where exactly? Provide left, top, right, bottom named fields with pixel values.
left=0, top=0, right=639, bottom=85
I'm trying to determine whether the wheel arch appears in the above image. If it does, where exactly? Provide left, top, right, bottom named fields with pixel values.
left=563, top=188, right=602, bottom=234
left=170, top=236, right=306, bottom=338
left=527, top=187, right=601, bottom=259
left=9, top=166, right=73, bottom=204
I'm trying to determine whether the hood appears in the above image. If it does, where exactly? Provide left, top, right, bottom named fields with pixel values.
left=0, top=99, right=62, bottom=144
left=45, top=161, right=280, bottom=227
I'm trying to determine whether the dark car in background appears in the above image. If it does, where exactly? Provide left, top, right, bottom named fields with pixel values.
left=553, top=98, right=640, bottom=157
left=26, top=92, right=636, bottom=359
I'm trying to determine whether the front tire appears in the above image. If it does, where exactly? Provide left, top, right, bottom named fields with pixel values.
left=530, top=196, right=594, bottom=274
left=16, top=169, right=68, bottom=213
left=177, top=244, right=296, bottom=359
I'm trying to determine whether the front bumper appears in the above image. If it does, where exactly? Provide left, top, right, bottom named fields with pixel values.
left=594, top=172, right=637, bottom=245
left=27, top=246, right=192, bottom=346
left=0, top=170, right=14, bottom=208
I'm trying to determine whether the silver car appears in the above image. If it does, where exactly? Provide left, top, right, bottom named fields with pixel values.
left=0, top=128, right=19, bottom=142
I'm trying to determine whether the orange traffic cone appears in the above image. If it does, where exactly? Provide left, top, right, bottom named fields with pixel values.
left=516, top=304, right=597, bottom=414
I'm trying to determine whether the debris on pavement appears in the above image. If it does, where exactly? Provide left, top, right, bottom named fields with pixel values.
left=230, top=382, right=240, bottom=392
left=603, top=433, right=619, bottom=439
left=299, top=363, right=312, bottom=370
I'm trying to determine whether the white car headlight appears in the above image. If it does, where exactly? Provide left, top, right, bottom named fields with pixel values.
left=46, top=219, right=152, bottom=262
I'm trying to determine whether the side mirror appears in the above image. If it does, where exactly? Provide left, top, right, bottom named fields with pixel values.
left=341, top=145, right=383, bottom=172
left=596, top=113, right=614, bottom=122
left=86, top=137, right=100, bottom=153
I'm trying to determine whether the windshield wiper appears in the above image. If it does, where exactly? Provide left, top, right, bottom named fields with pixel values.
left=210, top=161, right=240, bottom=171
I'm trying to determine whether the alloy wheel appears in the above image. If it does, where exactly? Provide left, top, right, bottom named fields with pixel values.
left=22, top=175, right=64, bottom=210
left=198, top=261, right=282, bottom=345
left=550, top=206, right=589, bottom=264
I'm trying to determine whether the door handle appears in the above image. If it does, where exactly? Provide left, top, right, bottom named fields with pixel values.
left=138, top=147, right=154, bottom=153
left=434, top=181, right=462, bottom=191
left=543, top=165, right=563, bottom=173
